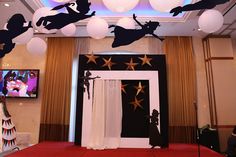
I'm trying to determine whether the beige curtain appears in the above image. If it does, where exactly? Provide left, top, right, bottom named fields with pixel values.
left=163, top=37, right=197, bottom=143
left=69, top=37, right=90, bottom=142
left=39, top=37, right=76, bottom=142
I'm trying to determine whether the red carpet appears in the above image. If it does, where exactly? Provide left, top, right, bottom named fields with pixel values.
left=6, top=142, right=224, bottom=157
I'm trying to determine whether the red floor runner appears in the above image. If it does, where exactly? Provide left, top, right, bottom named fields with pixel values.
left=6, top=142, right=225, bottom=157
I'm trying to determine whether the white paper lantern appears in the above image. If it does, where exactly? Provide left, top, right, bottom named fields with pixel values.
left=87, top=17, right=108, bottom=39
left=32, top=7, right=58, bottom=34
left=117, top=17, right=135, bottom=29
left=12, top=28, right=34, bottom=44
left=149, top=0, right=184, bottom=12
left=61, top=23, right=76, bottom=36
left=198, top=9, right=224, bottom=33
left=27, top=37, right=47, bottom=54
left=102, top=0, right=140, bottom=13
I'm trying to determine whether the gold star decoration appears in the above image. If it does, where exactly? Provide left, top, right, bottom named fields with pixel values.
left=139, top=55, right=152, bottom=67
left=0, top=43, right=5, bottom=50
left=134, top=81, right=145, bottom=96
left=125, top=58, right=138, bottom=70
left=130, top=97, right=144, bottom=111
left=85, top=54, right=99, bottom=64
left=102, top=57, right=115, bottom=70
left=121, top=83, right=128, bottom=94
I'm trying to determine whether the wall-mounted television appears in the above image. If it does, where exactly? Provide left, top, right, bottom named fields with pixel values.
left=0, top=69, right=39, bottom=98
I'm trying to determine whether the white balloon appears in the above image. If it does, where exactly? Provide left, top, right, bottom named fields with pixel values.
left=61, top=23, right=76, bottom=36
left=117, top=17, right=135, bottom=29
left=27, top=37, right=47, bottom=54
left=12, top=28, right=34, bottom=44
left=32, top=7, right=58, bottom=34
left=87, top=17, right=108, bottom=39
left=149, top=0, right=184, bottom=12
left=102, top=0, right=140, bottom=13
left=198, top=9, right=224, bottom=33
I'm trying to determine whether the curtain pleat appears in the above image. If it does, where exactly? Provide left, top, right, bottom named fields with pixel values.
left=87, top=80, right=122, bottom=149
left=39, top=37, right=76, bottom=142
left=163, top=37, right=197, bottom=143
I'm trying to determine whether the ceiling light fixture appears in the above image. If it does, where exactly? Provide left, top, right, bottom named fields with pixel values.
left=4, top=3, right=10, bottom=7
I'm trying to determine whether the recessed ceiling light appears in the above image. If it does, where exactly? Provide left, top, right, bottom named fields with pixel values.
left=198, top=28, right=201, bottom=31
left=4, top=3, right=10, bottom=7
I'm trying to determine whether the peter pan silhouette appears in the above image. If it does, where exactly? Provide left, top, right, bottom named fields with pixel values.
left=109, top=14, right=164, bottom=48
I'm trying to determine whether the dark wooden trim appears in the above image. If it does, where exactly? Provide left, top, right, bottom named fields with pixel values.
left=205, top=57, right=234, bottom=61
left=203, top=35, right=231, bottom=41
left=202, top=39, right=219, bottom=127
left=215, top=125, right=236, bottom=129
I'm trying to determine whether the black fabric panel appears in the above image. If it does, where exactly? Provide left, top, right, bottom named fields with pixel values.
left=77, top=54, right=165, bottom=71
left=121, top=80, right=150, bottom=138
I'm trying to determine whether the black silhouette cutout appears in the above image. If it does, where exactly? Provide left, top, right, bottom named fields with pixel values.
left=80, top=70, right=100, bottom=99
left=109, top=14, right=164, bottom=48
left=170, top=0, right=230, bottom=16
left=147, top=109, right=162, bottom=149
left=0, top=14, right=32, bottom=58
left=36, top=0, right=95, bottom=30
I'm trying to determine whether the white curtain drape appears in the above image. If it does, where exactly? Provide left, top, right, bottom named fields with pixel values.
left=87, top=79, right=122, bottom=150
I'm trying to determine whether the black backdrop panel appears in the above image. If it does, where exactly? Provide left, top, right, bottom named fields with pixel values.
left=121, top=80, right=150, bottom=138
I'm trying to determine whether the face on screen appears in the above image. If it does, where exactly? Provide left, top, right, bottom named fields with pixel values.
left=0, top=70, right=39, bottom=98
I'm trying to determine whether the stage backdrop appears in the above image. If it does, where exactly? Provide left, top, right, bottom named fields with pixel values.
left=74, top=54, right=168, bottom=148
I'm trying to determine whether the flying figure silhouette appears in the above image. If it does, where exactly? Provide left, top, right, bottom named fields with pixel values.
left=109, top=14, right=164, bottom=48
left=170, top=0, right=230, bottom=16
left=0, top=14, right=32, bottom=58
left=36, top=0, right=95, bottom=30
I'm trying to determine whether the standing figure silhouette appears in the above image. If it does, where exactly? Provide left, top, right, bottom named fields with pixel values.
left=36, top=0, right=95, bottom=30
left=170, top=0, right=230, bottom=16
left=147, top=109, right=162, bottom=149
left=109, top=14, right=164, bottom=48
left=0, top=14, right=32, bottom=58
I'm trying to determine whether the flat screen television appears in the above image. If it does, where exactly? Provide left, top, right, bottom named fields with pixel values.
left=0, top=69, right=39, bottom=98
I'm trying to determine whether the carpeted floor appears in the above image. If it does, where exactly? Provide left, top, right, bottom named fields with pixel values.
left=6, top=142, right=225, bottom=157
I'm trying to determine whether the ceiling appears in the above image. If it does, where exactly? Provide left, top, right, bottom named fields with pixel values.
left=0, top=0, right=236, bottom=38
